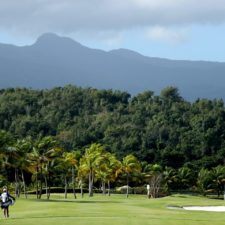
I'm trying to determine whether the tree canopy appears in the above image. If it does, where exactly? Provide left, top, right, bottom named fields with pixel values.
left=0, top=85, right=225, bottom=170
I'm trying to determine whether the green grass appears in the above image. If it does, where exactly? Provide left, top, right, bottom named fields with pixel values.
left=1, top=193, right=225, bottom=225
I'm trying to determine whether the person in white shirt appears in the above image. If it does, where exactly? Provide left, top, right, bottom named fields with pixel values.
left=0, top=187, right=15, bottom=218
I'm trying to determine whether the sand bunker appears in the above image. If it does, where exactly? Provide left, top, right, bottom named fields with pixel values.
left=183, top=206, right=225, bottom=212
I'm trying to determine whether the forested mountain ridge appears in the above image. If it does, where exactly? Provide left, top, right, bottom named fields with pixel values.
left=1, top=33, right=225, bottom=100
left=0, top=85, right=225, bottom=169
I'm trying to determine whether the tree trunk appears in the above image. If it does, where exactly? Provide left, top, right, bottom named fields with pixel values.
left=47, top=173, right=51, bottom=199
left=89, top=170, right=94, bottom=197
left=102, top=181, right=106, bottom=195
left=39, top=165, right=43, bottom=199
left=15, top=168, right=20, bottom=198
left=80, top=179, right=84, bottom=198
left=108, top=181, right=111, bottom=196
left=44, top=175, right=48, bottom=199
left=126, top=174, right=129, bottom=198
left=36, top=165, right=39, bottom=199
left=21, top=169, right=27, bottom=199
left=64, top=176, right=68, bottom=199
left=72, top=167, right=77, bottom=199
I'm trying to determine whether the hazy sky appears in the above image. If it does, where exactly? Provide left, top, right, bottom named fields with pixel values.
left=0, top=0, right=225, bottom=61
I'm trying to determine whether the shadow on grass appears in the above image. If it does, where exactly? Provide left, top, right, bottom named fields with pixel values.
left=8, top=215, right=225, bottom=223
left=26, top=199, right=121, bottom=204
left=171, top=195, right=188, bottom=198
left=9, top=215, right=124, bottom=221
left=207, top=196, right=224, bottom=201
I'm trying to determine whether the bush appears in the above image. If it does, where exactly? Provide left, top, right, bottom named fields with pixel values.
left=0, top=175, right=7, bottom=187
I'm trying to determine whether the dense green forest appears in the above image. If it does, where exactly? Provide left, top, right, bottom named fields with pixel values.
left=1, top=85, right=225, bottom=196
left=1, top=85, right=225, bottom=168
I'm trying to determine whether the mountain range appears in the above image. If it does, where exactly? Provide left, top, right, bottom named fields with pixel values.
left=0, top=33, right=225, bottom=101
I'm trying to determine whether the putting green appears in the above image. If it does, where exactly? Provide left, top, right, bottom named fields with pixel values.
left=1, top=194, right=225, bottom=225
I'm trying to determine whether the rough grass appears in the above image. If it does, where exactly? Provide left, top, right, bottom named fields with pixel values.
left=1, top=193, right=225, bottom=225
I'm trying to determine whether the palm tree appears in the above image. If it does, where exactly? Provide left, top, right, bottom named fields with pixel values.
left=61, top=151, right=79, bottom=199
left=95, top=154, right=110, bottom=195
left=77, top=160, right=89, bottom=198
left=122, top=154, right=141, bottom=198
left=2, top=146, right=20, bottom=197
left=70, top=151, right=81, bottom=199
left=177, top=166, right=194, bottom=190
left=28, top=136, right=60, bottom=199
left=104, top=153, right=122, bottom=196
left=163, top=167, right=177, bottom=193
left=0, top=136, right=31, bottom=199
left=211, top=165, right=225, bottom=197
left=0, top=136, right=29, bottom=198
left=79, top=143, right=105, bottom=197
left=197, top=168, right=212, bottom=196
left=13, top=138, right=33, bottom=198
left=95, top=151, right=120, bottom=195
left=28, top=146, right=42, bottom=199
left=58, top=153, right=70, bottom=199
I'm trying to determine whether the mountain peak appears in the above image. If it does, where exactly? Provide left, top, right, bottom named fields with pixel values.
left=37, top=33, right=60, bottom=41
left=34, top=33, right=82, bottom=48
left=109, top=48, right=144, bottom=59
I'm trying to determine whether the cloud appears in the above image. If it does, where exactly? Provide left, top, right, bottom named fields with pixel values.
left=0, top=0, right=225, bottom=36
left=95, top=32, right=124, bottom=48
left=145, top=26, right=188, bottom=43
left=71, top=30, right=124, bottom=49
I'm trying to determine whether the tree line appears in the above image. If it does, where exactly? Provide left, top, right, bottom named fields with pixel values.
left=0, top=85, right=225, bottom=197
left=1, top=136, right=225, bottom=199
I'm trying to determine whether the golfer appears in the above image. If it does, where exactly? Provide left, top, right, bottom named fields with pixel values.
left=0, top=187, right=15, bottom=218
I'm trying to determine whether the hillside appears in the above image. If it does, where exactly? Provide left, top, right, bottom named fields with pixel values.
left=0, top=86, right=224, bottom=169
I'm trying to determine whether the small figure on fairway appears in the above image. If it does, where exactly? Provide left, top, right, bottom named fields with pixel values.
left=0, top=187, right=15, bottom=218
left=147, top=184, right=150, bottom=198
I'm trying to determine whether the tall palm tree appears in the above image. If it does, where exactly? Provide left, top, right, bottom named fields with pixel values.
left=13, top=138, right=33, bottom=198
left=95, top=152, right=112, bottom=195
left=61, top=151, right=79, bottom=199
left=2, top=146, right=20, bottom=197
left=69, top=151, right=80, bottom=199
left=95, top=153, right=122, bottom=196
left=77, top=159, right=89, bottom=198
left=28, top=136, right=60, bottom=199
left=58, top=153, right=70, bottom=199
left=106, top=154, right=122, bottom=196
left=79, top=143, right=105, bottom=197
left=122, top=154, right=141, bottom=198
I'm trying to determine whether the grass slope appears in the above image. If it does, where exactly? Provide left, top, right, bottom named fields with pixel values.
left=1, top=194, right=225, bottom=225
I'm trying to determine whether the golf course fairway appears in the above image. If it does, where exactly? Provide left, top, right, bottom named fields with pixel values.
left=1, top=194, right=225, bottom=225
